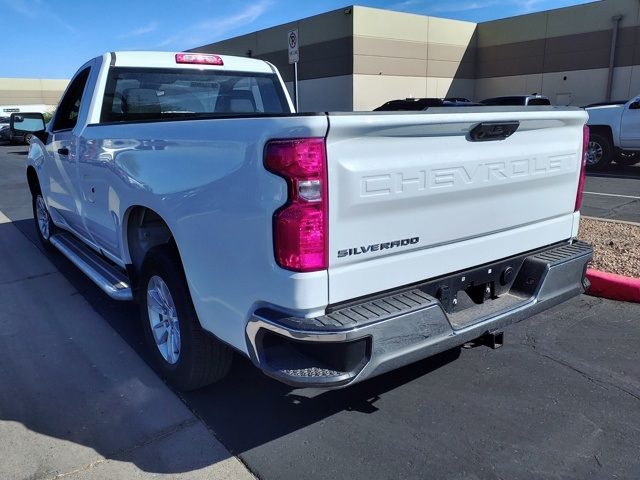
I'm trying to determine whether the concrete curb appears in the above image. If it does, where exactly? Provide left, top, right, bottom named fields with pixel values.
left=586, top=268, right=640, bottom=303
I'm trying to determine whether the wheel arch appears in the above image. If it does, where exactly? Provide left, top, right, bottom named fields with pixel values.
left=123, top=205, right=180, bottom=278
left=588, top=124, right=613, bottom=144
left=26, top=166, right=40, bottom=197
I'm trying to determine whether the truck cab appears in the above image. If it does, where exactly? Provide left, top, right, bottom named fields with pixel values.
left=585, top=96, right=640, bottom=168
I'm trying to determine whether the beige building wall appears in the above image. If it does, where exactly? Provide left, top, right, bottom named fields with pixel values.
left=0, top=78, right=67, bottom=106
left=191, top=7, right=354, bottom=111
left=476, top=0, right=640, bottom=104
left=192, top=0, right=640, bottom=110
left=193, top=5, right=477, bottom=111
left=284, top=75, right=353, bottom=111
left=351, top=6, right=476, bottom=110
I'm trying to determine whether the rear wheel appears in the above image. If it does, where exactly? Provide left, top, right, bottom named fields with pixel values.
left=139, top=245, right=232, bottom=391
left=32, top=192, right=56, bottom=251
left=586, top=133, right=613, bottom=170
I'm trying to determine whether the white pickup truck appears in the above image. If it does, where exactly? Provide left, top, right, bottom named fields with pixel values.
left=25, top=51, right=592, bottom=390
left=585, top=96, right=640, bottom=168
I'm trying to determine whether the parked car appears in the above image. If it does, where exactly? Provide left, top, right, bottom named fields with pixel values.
left=374, top=97, right=482, bottom=111
left=8, top=112, right=46, bottom=144
left=443, top=97, right=473, bottom=103
left=0, top=116, right=9, bottom=142
left=374, top=98, right=445, bottom=111
left=25, top=51, right=592, bottom=391
left=441, top=99, right=484, bottom=107
left=480, top=94, right=551, bottom=106
left=584, top=97, right=640, bottom=168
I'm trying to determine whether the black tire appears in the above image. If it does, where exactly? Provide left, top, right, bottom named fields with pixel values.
left=139, top=245, right=232, bottom=391
left=614, top=152, right=640, bottom=166
left=586, top=133, right=613, bottom=170
left=32, top=191, right=56, bottom=251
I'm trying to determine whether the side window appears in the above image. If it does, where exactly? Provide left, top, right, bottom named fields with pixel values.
left=52, top=68, right=90, bottom=131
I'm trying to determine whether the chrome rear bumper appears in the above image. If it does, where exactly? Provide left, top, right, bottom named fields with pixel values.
left=246, top=241, right=593, bottom=388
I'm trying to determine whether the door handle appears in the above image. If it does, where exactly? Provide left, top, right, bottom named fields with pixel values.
left=58, top=147, right=69, bottom=155
left=469, top=121, right=520, bottom=141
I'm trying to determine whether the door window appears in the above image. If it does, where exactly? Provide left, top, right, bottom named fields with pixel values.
left=52, top=68, right=90, bottom=131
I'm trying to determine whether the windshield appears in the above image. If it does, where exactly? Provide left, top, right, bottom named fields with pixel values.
left=101, top=67, right=290, bottom=122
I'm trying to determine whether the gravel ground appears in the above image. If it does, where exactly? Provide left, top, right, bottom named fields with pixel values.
left=579, top=217, right=640, bottom=278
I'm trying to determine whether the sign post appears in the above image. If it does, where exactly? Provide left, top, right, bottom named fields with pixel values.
left=288, top=28, right=299, bottom=112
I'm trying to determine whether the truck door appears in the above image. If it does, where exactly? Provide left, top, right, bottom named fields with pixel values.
left=45, top=67, right=92, bottom=237
left=620, top=97, right=640, bottom=150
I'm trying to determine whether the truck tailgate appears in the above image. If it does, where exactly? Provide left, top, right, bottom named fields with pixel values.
left=326, top=108, right=588, bottom=304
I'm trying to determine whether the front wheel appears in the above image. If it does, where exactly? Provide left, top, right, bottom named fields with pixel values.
left=32, top=193, right=56, bottom=251
left=139, top=245, right=232, bottom=391
left=585, top=133, right=613, bottom=170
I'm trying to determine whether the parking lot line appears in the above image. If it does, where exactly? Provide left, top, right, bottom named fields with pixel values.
left=583, top=191, right=640, bottom=200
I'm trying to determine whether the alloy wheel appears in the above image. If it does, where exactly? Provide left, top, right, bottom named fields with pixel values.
left=35, top=195, right=50, bottom=240
left=147, top=275, right=181, bottom=364
left=586, top=141, right=603, bottom=165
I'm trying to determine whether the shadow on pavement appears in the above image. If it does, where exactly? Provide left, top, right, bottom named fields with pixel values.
left=4, top=218, right=462, bottom=475
left=0, top=219, right=231, bottom=476
left=183, top=347, right=461, bottom=455
left=587, top=162, right=640, bottom=179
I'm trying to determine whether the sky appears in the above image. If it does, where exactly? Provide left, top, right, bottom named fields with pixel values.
left=0, top=0, right=594, bottom=79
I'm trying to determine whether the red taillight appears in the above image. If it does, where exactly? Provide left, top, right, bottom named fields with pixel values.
left=575, top=125, right=589, bottom=211
left=175, top=53, right=223, bottom=65
left=265, top=138, right=328, bottom=272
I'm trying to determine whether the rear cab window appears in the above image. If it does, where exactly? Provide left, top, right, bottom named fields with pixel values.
left=100, top=67, right=289, bottom=123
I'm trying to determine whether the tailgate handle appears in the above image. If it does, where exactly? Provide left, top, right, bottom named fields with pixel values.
left=469, top=121, right=519, bottom=141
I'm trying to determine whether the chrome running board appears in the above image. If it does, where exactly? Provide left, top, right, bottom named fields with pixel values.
left=50, top=232, right=133, bottom=301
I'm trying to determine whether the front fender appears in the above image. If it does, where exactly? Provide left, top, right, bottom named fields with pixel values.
left=26, top=140, right=48, bottom=195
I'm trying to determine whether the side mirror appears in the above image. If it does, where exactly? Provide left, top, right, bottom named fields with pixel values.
left=10, top=112, right=47, bottom=142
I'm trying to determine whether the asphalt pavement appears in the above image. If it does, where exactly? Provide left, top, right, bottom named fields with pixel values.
left=1, top=143, right=639, bottom=480
left=583, top=164, right=640, bottom=223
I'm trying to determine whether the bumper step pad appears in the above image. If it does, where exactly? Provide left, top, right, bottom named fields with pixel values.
left=266, top=289, right=435, bottom=332
left=529, top=240, right=593, bottom=266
